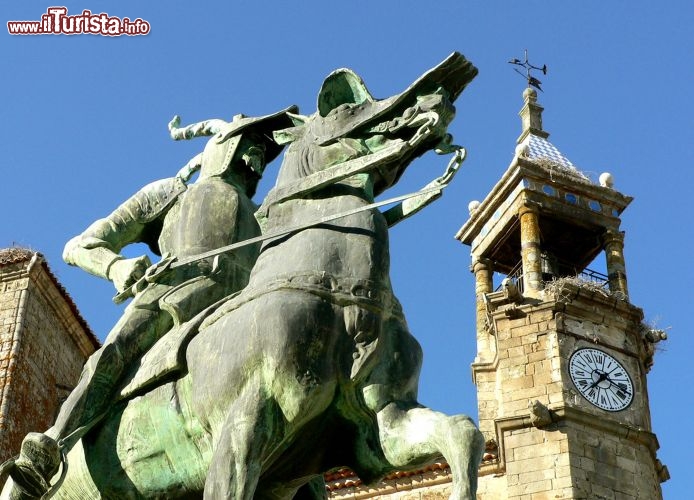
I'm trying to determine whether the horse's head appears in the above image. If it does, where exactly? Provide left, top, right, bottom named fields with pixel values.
left=272, top=52, right=477, bottom=197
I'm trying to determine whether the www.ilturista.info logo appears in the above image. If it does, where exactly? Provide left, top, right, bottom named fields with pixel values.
left=7, top=7, right=150, bottom=36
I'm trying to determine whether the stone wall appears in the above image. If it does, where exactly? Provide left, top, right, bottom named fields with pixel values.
left=0, top=249, right=97, bottom=463
left=472, top=281, right=665, bottom=499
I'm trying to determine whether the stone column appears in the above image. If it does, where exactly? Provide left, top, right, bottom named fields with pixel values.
left=472, top=257, right=493, bottom=336
left=517, top=87, right=549, bottom=144
left=603, top=230, right=629, bottom=299
left=519, top=204, right=543, bottom=297
left=472, top=257, right=496, bottom=366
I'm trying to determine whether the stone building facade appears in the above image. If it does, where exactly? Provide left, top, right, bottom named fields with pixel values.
left=0, top=248, right=98, bottom=464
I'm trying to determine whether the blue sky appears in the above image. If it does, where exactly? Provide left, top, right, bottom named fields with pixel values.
left=2, top=1, right=691, bottom=496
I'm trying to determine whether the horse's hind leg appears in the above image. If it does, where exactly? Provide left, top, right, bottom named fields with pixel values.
left=204, top=375, right=279, bottom=500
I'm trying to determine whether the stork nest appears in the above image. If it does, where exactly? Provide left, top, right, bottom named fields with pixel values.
left=542, top=276, right=613, bottom=302
left=528, top=157, right=593, bottom=185
left=0, top=246, right=39, bottom=266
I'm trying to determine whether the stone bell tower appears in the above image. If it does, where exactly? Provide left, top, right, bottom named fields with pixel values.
left=456, top=88, right=669, bottom=499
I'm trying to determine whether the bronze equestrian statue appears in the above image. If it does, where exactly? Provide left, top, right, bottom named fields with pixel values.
left=2, top=52, right=483, bottom=500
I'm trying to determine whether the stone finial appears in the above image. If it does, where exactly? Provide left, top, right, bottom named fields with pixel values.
left=523, top=87, right=537, bottom=102
left=468, top=200, right=480, bottom=216
left=599, top=172, right=614, bottom=188
left=517, top=88, right=549, bottom=143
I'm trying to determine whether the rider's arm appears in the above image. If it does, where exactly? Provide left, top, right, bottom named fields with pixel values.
left=64, top=176, right=187, bottom=276
left=62, top=176, right=187, bottom=292
left=168, top=116, right=227, bottom=141
left=176, top=153, right=203, bottom=183
left=63, top=209, right=152, bottom=293
left=63, top=224, right=126, bottom=281
left=65, top=177, right=188, bottom=292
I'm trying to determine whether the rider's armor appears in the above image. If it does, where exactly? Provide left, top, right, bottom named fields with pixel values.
left=63, top=176, right=187, bottom=279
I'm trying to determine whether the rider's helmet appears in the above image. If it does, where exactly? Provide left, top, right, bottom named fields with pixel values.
left=200, top=106, right=298, bottom=181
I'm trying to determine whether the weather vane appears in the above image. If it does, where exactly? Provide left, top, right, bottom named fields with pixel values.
left=508, top=49, right=547, bottom=92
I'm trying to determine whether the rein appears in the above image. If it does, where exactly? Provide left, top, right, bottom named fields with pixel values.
left=171, top=183, right=446, bottom=270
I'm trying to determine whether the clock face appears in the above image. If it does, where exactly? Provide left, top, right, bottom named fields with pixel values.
left=569, top=348, right=634, bottom=412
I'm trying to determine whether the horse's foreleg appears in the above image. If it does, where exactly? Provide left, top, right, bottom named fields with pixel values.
left=204, top=377, right=279, bottom=500
left=363, top=319, right=484, bottom=499
left=375, top=403, right=484, bottom=500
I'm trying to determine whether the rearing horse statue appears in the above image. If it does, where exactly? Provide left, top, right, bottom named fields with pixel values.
left=1, top=52, right=483, bottom=499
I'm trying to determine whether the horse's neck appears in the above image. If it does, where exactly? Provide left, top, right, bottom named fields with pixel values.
left=274, top=144, right=315, bottom=187
left=249, top=193, right=391, bottom=288
left=273, top=137, right=377, bottom=197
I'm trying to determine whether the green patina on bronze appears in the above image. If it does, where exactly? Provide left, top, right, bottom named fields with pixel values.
left=2, top=52, right=484, bottom=500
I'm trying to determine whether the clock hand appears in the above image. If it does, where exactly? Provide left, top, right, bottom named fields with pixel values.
left=607, top=378, right=632, bottom=396
left=588, top=371, right=608, bottom=389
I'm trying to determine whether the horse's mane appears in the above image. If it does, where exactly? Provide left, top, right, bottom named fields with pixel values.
left=273, top=135, right=322, bottom=187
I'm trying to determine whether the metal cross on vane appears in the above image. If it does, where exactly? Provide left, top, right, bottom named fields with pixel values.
left=509, top=49, right=547, bottom=92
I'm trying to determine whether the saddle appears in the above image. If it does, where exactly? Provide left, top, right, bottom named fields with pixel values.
left=117, top=271, right=402, bottom=400
left=117, top=291, right=239, bottom=400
